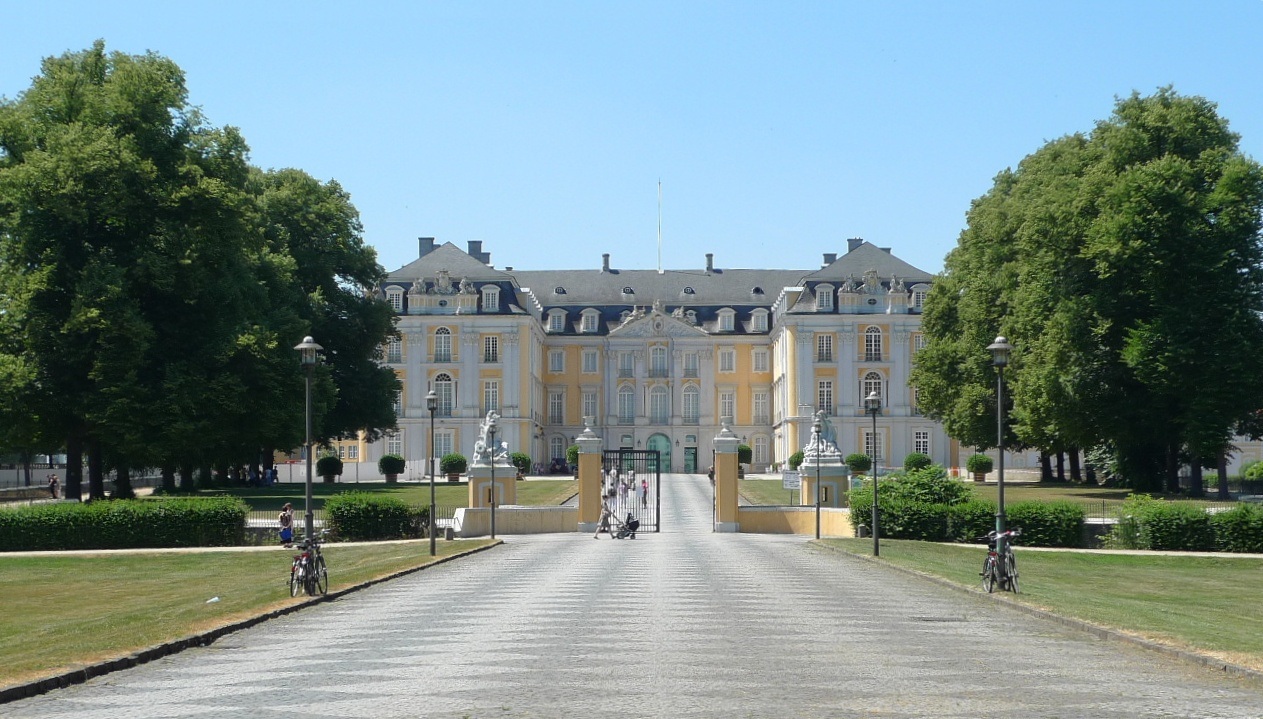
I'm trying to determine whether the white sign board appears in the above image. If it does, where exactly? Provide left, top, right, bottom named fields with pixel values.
left=781, top=470, right=801, bottom=490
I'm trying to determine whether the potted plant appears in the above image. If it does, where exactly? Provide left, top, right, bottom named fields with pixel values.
left=316, top=454, right=343, bottom=484
left=378, top=453, right=406, bottom=483
left=737, top=443, right=752, bottom=478
left=566, top=444, right=580, bottom=478
left=966, top=453, right=994, bottom=482
left=845, top=453, right=872, bottom=476
left=440, top=452, right=467, bottom=482
left=903, top=452, right=932, bottom=472
left=509, top=452, right=531, bottom=480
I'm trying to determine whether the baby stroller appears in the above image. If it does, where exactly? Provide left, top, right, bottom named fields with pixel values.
left=614, top=512, right=640, bottom=539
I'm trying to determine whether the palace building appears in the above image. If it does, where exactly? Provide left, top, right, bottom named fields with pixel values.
left=364, top=236, right=971, bottom=476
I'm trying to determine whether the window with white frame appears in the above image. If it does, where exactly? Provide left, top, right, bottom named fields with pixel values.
left=347, top=445, right=359, bottom=460
left=913, top=386, right=922, bottom=414
left=548, top=310, right=566, bottom=332
left=548, top=391, right=564, bottom=425
left=914, top=333, right=926, bottom=354
left=549, top=349, right=564, bottom=373
left=580, top=309, right=599, bottom=333
left=649, top=386, right=670, bottom=423
left=620, top=434, right=633, bottom=449
left=865, top=326, right=882, bottom=361
left=582, top=391, right=597, bottom=419
left=817, top=381, right=834, bottom=415
left=434, top=327, right=452, bottom=362
left=434, top=373, right=454, bottom=416
left=387, top=431, right=403, bottom=456
left=815, top=284, right=834, bottom=311
left=430, top=430, right=452, bottom=460
left=483, top=380, right=499, bottom=414
left=719, top=348, right=735, bottom=373
left=619, top=352, right=635, bottom=377
left=483, top=335, right=499, bottom=363
left=751, top=309, right=769, bottom=332
left=718, top=309, right=735, bottom=332
left=911, top=285, right=929, bottom=310
left=618, top=385, right=635, bottom=423
left=684, top=352, right=699, bottom=377
left=582, top=349, right=598, bottom=373
left=682, top=385, right=700, bottom=423
left=753, top=348, right=769, bottom=372
left=816, top=334, right=833, bottom=362
left=863, top=371, right=883, bottom=405
left=393, top=390, right=403, bottom=417
left=864, top=429, right=885, bottom=461
left=338, top=445, right=346, bottom=459
left=650, top=346, right=668, bottom=376
left=914, top=430, right=930, bottom=455
left=753, top=391, right=769, bottom=424
left=386, top=288, right=403, bottom=312
left=550, top=436, right=564, bottom=461
left=719, top=390, right=735, bottom=420
left=481, top=285, right=500, bottom=311
left=387, top=336, right=402, bottom=363
left=754, top=436, right=769, bottom=465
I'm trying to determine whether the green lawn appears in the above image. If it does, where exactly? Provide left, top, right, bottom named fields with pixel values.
left=0, top=540, right=492, bottom=688
left=821, top=537, right=1263, bottom=671
left=214, top=479, right=577, bottom=511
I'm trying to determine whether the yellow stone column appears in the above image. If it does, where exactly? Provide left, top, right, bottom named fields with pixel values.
left=576, top=418, right=604, bottom=532
left=713, top=417, right=740, bottom=532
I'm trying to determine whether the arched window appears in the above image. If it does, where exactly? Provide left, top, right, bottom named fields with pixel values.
left=682, top=385, right=700, bottom=424
left=386, top=288, right=403, bottom=312
left=650, top=386, right=670, bottom=423
left=434, top=373, right=455, bottom=417
left=434, top=327, right=452, bottom=362
left=618, top=385, right=635, bottom=424
left=863, top=371, right=883, bottom=405
left=865, top=326, right=882, bottom=361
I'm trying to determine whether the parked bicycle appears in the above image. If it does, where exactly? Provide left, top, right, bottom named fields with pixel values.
left=980, top=528, right=1021, bottom=594
left=289, top=534, right=328, bottom=597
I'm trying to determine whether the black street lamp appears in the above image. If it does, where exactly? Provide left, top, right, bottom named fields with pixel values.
left=865, top=390, right=882, bottom=556
left=987, top=335, right=1013, bottom=540
left=488, top=414, right=498, bottom=539
left=427, top=389, right=438, bottom=556
left=812, top=415, right=822, bottom=540
left=294, top=336, right=323, bottom=542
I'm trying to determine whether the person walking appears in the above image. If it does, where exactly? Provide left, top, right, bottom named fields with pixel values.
left=641, top=478, right=648, bottom=508
left=594, top=497, right=613, bottom=539
left=278, top=502, right=294, bottom=546
left=47, top=474, right=59, bottom=499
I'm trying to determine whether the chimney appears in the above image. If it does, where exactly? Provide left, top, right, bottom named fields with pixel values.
left=705, top=253, right=714, bottom=273
left=847, top=238, right=863, bottom=253
left=467, top=240, right=482, bottom=258
left=822, top=252, right=837, bottom=267
left=418, top=237, right=436, bottom=258
left=602, top=253, right=610, bottom=272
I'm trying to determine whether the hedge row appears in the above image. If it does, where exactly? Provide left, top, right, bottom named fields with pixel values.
left=1109, top=496, right=1263, bottom=552
left=0, top=497, right=248, bottom=551
left=324, top=492, right=429, bottom=541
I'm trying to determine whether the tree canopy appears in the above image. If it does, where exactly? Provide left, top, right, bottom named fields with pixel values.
left=0, top=41, right=398, bottom=497
left=910, top=88, right=1263, bottom=492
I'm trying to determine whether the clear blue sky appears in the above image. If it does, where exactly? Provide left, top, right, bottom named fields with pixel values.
left=5, top=2, right=1263, bottom=275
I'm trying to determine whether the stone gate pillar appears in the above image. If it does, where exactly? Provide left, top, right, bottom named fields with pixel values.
left=713, top=416, right=740, bottom=532
left=576, top=417, right=603, bottom=533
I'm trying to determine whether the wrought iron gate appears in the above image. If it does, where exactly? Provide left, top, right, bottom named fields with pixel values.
left=601, top=449, right=661, bottom=532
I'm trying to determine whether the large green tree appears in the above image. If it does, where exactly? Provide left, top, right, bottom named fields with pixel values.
left=912, top=89, right=1263, bottom=492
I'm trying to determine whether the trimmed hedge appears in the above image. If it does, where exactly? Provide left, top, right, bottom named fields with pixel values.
left=947, top=500, right=998, bottom=542
left=788, top=451, right=804, bottom=470
left=903, top=452, right=932, bottom=471
left=1211, top=503, right=1263, bottom=553
left=847, top=487, right=1086, bottom=548
left=0, top=497, right=248, bottom=551
left=509, top=452, right=532, bottom=475
left=1109, top=495, right=1216, bottom=551
left=1006, top=501, right=1086, bottom=548
left=324, top=491, right=428, bottom=541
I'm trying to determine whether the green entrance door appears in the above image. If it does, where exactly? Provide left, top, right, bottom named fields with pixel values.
left=646, top=434, right=672, bottom=472
left=684, top=447, right=697, bottom=473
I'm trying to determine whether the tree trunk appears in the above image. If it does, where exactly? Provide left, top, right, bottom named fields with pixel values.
left=1188, top=461, right=1204, bottom=498
left=65, top=433, right=84, bottom=500
left=179, top=463, right=196, bottom=492
left=161, top=464, right=177, bottom=493
left=113, top=465, right=136, bottom=499
left=1040, top=452, right=1053, bottom=482
left=1165, top=445, right=1181, bottom=494
left=1217, top=450, right=1231, bottom=500
left=87, top=439, right=106, bottom=500
left=1069, top=447, right=1082, bottom=483
left=1056, top=451, right=1066, bottom=481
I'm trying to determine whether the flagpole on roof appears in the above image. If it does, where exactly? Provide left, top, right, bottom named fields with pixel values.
left=657, top=179, right=663, bottom=274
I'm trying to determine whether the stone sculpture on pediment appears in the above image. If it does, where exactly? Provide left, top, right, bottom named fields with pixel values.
left=409, top=279, right=425, bottom=295
left=862, top=269, right=883, bottom=295
left=890, top=275, right=905, bottom=294
left=652, top=299, right=664, bottom=314
left=672, top=306, right=685, bottom=319
left=840, top=275, right=857, bottom=293
left=434, top=270, right=454, bottom=295
left=460, top=277, right=475, bottom=294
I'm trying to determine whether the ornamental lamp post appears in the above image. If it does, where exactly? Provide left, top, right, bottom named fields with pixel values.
left=812, top=415, right=822, bottom=540
left=488, top=414, right=498, bottom=539
left=865, top=390, right=882, bottom=556
left=294, top=336, right=323, bottom=542
left=987, top=335, right=1013, bottom=542
left=427, top=389, right=438, bottom=556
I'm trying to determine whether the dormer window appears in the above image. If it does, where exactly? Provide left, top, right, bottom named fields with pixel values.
left=386, top=288, right=403, bottom=312
left=554, top=286, right=567, bottom=295
left=481, top=285, right=500, bottom=312
left=547, top=310, right=566, bottom=333
left=751, top=286, right=764, bottom=297
left=580, top=309, right=600, bottom=333
left=622, top=287, right=635, bottom=296
left=682, top=286, right=695, bottom=295
left=718, top=308, right=735, bottom=332
left=911, top=283, right=930, bottom=310
left=751, top=309, right=769, bottom=332
left=815, top=283, right=835, bottom=311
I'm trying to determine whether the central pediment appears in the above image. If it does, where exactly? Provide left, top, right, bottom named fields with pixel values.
left=608, top=308, right=708, bottom=338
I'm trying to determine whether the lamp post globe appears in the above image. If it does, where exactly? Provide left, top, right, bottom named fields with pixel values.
left=426, top=389, right=438, bottom=556
left=293, top=336, right=323, bottom=543
left=864, top=390, right=882, bottom=556
left=986, top=335, right=1013, bottom=539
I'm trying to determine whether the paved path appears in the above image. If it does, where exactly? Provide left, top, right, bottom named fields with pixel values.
left=8, top=474, right=1263, bottom=718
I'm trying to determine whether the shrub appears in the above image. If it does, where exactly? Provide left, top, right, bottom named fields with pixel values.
left=965, top=454, right=993, bottom=474
left=377, top=454, right=406, bottom=476
left=1244, top=461, right=1263, bottom=482
left=737, top=444, right=753, bottom=465
left=440, top=453, right=467, bottom=475
left=947, top=499, right=997, bottom=542
left=1211, top=503, right=1263, bottom=553
left=788, top=451, right=804, bottom=470
left=509, top=452, right=532, bottom=475
left=325, top=492, right=427, bottom=541
left=0, top=497, right=248, bottom=551
left=883, top=465, right=970, bottom=506
left=316, top=455, right=343, bottom=480
left=903, top=452, right=932, bottom=471
left=1109, top=495, right=1215, bottom=551
left=845, top=453, right=872, bottom=475
left=566, top=444, right=580, bottom=467
left=1006, top=500, right=1086, bottom=548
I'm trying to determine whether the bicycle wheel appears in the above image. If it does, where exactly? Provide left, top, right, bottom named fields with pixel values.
left=981, top=556, right=996, bottom=593
left=314, top=556, right=328, bottom=595
left=1004, top=553, right=1019, bottom=593
left=289, top=564, right=302, bottom=597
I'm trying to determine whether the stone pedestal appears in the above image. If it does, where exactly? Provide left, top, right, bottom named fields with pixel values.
left=800, top=459, right=848, bottom=508
left=468, top=462, right=516, bottom=507
left=576, top=417, right=604, bottom=532
left=713, top=417, right=740, bottom=532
